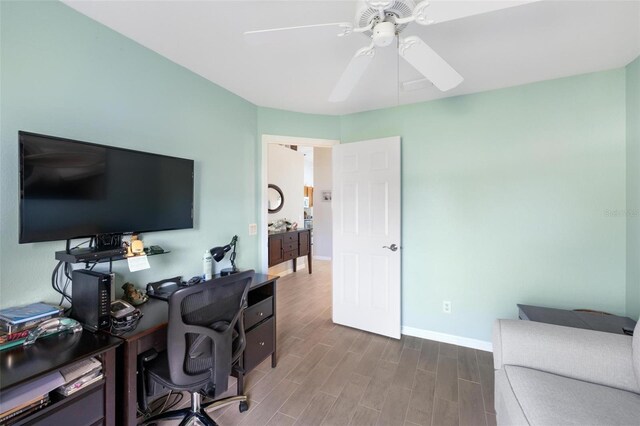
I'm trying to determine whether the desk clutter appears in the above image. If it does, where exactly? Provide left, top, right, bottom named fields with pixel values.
left=0, top=356, right=103, bottom=424
left=145, top=275, right=205, bottom=300
left=0, top=373, right=60, bottom=424
left=56, top=357, right=104, bottom=397
left=145, top=270, right=242, bottom=301
left=0, top=302, right=64, bottom=350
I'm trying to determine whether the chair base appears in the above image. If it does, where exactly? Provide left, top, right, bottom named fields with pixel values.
left=143, top=392, right=248, bottom=426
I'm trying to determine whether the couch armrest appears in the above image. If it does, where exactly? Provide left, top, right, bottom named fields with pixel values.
left=493, top=319, right=638, bottom=393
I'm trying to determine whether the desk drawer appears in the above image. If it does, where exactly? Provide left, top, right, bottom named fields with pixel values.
left=284, top=233, right=297, bottom=242
left=244, top=317, right=274, bottom=372
left=283, top=249, right=298, bottom=261
left=283, top=242, right=297, bottom=252
left=245, top=296, right=273, bottom=330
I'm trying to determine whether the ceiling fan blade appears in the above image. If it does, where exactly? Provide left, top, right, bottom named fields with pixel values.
left=399, top=36, right=462, bottom=92
left=244, top=22, right=352, bottom=45
left=329, top=45, right=376, bottom=103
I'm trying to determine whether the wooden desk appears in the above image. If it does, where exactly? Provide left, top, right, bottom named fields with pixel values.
left=115, top=273, right=278, bottom=426
left=0, top=330, right=121, bottom=425
left=518, top=304, right=636, bottom=335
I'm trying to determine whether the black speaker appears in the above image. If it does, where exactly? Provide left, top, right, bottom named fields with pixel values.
left=71, top=269, right=111, bottom=331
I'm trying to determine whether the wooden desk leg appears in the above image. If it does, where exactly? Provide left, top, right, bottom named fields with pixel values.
left=103, top=348, right=116, bottom=426
left=292, top=258, right=297, bottom=272
left=272, top=280, right=278, bottom=368
left=307, top=252, right=312, bottom=274
left=122, top=342, right=138, bottom=426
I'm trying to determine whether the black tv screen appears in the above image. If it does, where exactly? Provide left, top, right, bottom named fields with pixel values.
left=19, top=131, right=194, bottom=243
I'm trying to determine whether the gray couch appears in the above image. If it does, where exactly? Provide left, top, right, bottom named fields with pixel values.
left=492, top=319, right=640, bottom=425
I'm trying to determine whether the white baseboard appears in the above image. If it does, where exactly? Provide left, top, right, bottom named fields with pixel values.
left=402, top=326, right=493, bottom=352
left=313, top=256, right=332, bottom=261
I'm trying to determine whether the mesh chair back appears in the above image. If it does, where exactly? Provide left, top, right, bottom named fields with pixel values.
left=166, top=270, right=254, bottom=393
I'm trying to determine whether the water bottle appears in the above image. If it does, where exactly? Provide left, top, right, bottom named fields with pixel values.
left=203, top=250, right=213, bottom=280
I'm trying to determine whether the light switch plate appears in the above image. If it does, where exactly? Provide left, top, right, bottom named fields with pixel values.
left=248, top=223, right=257, bottom=236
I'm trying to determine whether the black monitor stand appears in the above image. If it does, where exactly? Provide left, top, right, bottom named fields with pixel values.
left=57, top=235, right=127, bottom=263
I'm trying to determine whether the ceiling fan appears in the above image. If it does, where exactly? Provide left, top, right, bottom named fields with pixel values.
left=245, top=0, right=464, bottom=103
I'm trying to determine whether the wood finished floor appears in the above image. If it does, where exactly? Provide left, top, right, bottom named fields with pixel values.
left=160, top=260, right=495, bottom=426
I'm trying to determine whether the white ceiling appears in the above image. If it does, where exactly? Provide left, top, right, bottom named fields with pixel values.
left=63, top=0, right=640, bottom=115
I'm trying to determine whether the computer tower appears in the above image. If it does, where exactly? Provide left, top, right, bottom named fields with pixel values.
left=71, top=269, right=111, bottom=331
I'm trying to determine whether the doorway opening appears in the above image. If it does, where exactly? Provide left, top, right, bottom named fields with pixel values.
left=260, top=135, right=339, bottom=276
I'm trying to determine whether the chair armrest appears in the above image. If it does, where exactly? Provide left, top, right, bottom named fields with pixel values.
left=493, top=319, right=638, bottom=393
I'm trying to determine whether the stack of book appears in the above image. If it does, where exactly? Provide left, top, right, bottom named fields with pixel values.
left=0, top=302, right=63, bottom=350
left=0, top=371, right=64, bottom=424
left=0, top=357, right=104, bottom=423
left=0, top=395, right=50, bottom=424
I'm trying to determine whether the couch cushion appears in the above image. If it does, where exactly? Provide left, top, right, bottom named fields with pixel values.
left=495, top=369, right=529, bottom=426
left=502, top=365, right=640, bottom=425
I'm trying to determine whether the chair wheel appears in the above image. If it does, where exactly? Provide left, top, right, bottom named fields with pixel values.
left=239, top=401, right=249, bottom=413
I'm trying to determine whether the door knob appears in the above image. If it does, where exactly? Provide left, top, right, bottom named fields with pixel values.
left=382, top=244, right=398, bottom=252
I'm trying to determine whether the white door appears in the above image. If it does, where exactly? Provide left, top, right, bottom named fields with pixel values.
left=332, top=137, right=401, bottom=339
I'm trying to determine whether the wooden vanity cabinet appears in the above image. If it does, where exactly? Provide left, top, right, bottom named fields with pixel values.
left=268, top=229, right=312, bottom=273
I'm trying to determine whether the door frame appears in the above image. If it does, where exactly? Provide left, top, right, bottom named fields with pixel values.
left=260, top=134, right=340, bottom=273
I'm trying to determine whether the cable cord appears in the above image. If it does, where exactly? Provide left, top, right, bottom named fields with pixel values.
left=109, top=310, right=143, bottom=335
left=51, top=261, right=72, bottom=306
left=70, top=239, right=91, bottom=250
left=137, top=391, right=184, bottom=419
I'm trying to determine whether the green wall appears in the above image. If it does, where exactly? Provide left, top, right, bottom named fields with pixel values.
left=0, top=1, right=260, bottom=307
left=627, top=57, right=640, bottom=320
left=340, top=70, right=628, bottom=341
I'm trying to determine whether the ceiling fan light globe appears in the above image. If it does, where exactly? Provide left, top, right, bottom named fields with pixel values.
left=372, top=21, right=396, bottom=47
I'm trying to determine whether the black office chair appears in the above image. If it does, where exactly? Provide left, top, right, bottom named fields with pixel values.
left=142, top=270, right=254, bottom=426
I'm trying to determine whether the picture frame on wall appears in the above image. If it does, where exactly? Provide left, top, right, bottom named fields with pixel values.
left=322, top=191, right=332, bottom=202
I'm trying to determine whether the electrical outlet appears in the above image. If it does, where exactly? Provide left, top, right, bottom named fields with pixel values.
left=248, top=223, right=257, bottom=236
left=443, top=301, right=451, bottom=314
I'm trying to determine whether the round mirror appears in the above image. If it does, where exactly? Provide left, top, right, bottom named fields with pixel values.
left=268, top=184, right=284, bottom=213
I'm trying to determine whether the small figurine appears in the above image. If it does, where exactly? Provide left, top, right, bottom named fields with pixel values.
left=122, top=282, right=148, bottom=306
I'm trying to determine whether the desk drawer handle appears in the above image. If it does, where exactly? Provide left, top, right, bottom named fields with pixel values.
left=259, top=341, right=265, bottom=346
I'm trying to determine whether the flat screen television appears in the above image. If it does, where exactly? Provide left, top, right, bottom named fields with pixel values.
left=19, top=131, right=194, bottom=244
